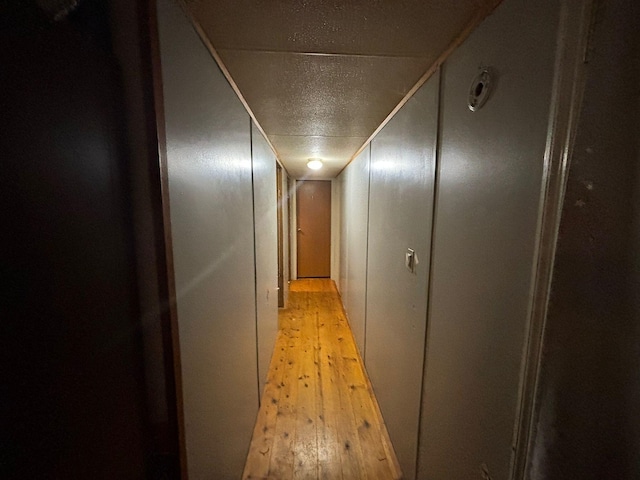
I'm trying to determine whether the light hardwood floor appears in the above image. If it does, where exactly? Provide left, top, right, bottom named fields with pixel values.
left=243, top=279, right=402, bottom=480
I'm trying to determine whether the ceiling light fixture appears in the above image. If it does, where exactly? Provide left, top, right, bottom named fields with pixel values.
left=307, top=158, right=323, bottom=170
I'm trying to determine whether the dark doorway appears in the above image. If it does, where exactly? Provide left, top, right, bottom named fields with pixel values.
left=1, top=4, right=149, bottom=478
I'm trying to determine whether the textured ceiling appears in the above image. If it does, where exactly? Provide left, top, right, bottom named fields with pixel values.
left=184, top=0, right=499, bottom=178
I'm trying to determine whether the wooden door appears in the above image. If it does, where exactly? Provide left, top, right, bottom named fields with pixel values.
left=296, top=180, right=331, bottom=278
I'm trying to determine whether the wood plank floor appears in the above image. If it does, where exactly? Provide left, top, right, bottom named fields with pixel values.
left=243, top=279, right=402, bottom=480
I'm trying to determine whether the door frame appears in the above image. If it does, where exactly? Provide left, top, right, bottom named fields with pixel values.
left=148, top=0, right=187, bottom=477
left=290, top=178, right=298, bottom=280
left=276, top=163, right=284, bottom=307
left=294, top=179, right=333, bottom=279
left=511, top=0, right=593, bottom=477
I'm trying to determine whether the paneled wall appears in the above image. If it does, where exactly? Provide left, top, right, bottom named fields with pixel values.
left=366, top=74, right=439, bottom=480
left=157, top=0, right=278, bottom=477
left=280, top=167, right=291, bottom=309
left=339, top=146, right=371, bottom=352
left=252, top=122, right=279, bottom=396
left=331, top=179, right=342, bottom=284
left=337, top=0, right=565, bottom=477
left=419, top=0, right=561, bottom=478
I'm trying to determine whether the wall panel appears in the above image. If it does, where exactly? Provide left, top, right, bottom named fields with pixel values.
left=366, top=74, right=439, bottom=480
left=338, top=147, right=371, bottom=353
left=331, top=179, right=341, bottom=283
left=157, top=0, right=259, bottom=477
left=252, top=122, right=279, bottom=397
left=418, top=0, right=562, bottom=478
left=338, top=175, right=347, bottom=300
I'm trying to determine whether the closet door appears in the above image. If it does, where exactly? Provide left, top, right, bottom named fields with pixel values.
left=365, top=72, right=439, bottom=480
left=418, top=0, right=562, bottom=478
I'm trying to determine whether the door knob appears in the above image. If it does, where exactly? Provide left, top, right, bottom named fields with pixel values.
left=297, top=228, right=302, bottom=232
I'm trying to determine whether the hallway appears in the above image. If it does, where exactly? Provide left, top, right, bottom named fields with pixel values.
left=243, top=280, right=401, bottom=479
left=2, top=0, right=639, bottom=477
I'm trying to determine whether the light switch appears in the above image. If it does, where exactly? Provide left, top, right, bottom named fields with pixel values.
left=406, top=248, right=416, bottom=273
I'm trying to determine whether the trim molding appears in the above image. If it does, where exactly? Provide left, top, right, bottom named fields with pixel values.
left=176, top=0, right=289, bottom=177
left=148, top=1, right=189, bottom=477
left=339, top=0, right=504, bottom=175
left=511, top=1, right=594, bottom=477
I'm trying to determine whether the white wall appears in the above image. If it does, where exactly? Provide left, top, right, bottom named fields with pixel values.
left=338, top=74, right=439, bottom=478
left=331, top=179, right=341, bottom=283
left=418, top=0, right=561, bottom=477
left=337, top=0, right=567, bottom=478
left=366, top=75, right=439, bottom=480
left=280, top=165, right=291, bottom=308
left=338, top=146, right=371, bottom=353
left=157, top=0, right=278, bottom=476
left=252, top=122, right=279, bottom=397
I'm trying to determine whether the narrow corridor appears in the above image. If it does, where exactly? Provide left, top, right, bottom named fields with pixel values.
left=243, top=279, right=401, bottom=479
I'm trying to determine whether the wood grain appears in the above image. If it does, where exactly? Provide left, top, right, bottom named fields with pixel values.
left=243, top=279, right=402, bottom=479
left=296, top=181, right=332, bottom=279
